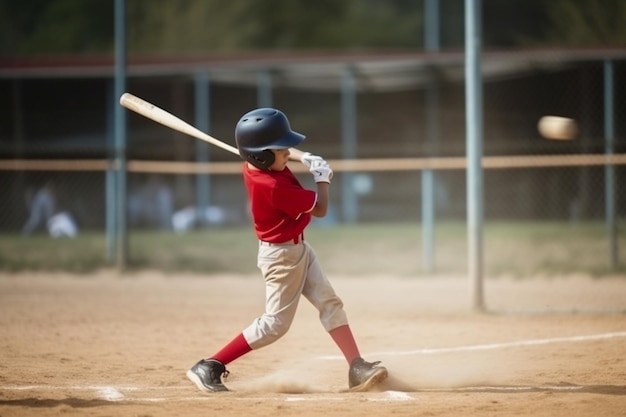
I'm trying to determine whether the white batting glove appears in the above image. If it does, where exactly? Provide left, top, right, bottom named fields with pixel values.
left=300, top=152, right=325, bottom=169
left=309, top=161, right=333, bottom=183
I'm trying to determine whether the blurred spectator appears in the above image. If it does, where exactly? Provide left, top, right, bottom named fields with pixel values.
left=128, top=175, right=174, bottom=230
left=22, top=180, right=79, bottom=238
left=47, top=212, right=79, bottom=238
left=171, top=205, right=227, bottom=234
left=22, top=180, right=56, bottom=236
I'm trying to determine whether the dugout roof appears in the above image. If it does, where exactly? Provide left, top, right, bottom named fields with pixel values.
left=1, top=48, right=625, bottom=92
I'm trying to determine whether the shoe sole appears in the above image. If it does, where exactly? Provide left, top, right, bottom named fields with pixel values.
left=346, top=367, right=389, bottom=393
left=186, top=369, right=228, bottom=392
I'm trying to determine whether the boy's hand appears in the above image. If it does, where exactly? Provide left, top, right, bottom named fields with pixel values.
left=300, top=152, right=325, bottom=168
left=309, top=161, right=333, bottom=183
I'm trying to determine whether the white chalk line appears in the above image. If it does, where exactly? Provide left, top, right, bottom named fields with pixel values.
left=417, top=385, right=584, bottom=392
left=3, top=331, right=624, bottom=403
left=0, top=385, right=408, bottom=403
left=319, top=330, right=626, bottom=360
left=1, top=384, right=599, bottom=404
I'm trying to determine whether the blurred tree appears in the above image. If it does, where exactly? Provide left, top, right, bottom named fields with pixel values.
left=245, top=0, right=423, bottom=50
left=541, top=0, right=626, bottom=46
left=127, top=0, right=423, bottom=54
left=482, top=0, right=550, bottom=47
left=1, top=0, right=625, bottom=58
left=442, top=0, right=626, bottom=48
left=0, top=0, right=112, bottom=56
left=127, top=0, right=254, bottom=53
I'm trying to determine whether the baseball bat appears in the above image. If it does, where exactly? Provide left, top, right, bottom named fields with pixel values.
left=119, top=93, right=305, bottom=161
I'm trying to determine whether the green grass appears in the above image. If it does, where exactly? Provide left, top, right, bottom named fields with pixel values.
left=1, top=221, right=624, bottom=277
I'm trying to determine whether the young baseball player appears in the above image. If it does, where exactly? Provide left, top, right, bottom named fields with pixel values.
left=187, top=108, right=388, bottom=393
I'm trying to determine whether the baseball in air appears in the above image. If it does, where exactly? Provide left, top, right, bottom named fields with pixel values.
left=537, top=115, right=578, bottom=140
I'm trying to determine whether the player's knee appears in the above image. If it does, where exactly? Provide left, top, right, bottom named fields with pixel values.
left=265, top=318, right=291, bottom=342
left=251, top=314, right=293, bottom=346
left=319, top=299, right=348, bottom=331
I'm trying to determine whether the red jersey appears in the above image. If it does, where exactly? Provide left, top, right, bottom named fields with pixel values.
left=243, top=163, right=317, bottom=243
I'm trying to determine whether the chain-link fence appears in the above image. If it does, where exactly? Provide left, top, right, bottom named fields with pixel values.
left=1, top=55, right=624, bottom=275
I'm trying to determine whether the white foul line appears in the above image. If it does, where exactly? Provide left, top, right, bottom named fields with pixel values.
left=319, top=331, right=626, bottom=360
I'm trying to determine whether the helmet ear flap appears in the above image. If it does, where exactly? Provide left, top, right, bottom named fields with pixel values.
left=245, top=149, right=275, bottom=170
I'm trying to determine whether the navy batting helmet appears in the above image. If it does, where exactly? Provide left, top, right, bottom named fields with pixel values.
left=235, top=108, right=305, bottom=170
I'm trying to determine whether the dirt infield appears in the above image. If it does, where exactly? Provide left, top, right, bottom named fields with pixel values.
left=1, top=271, right=625, bottom=417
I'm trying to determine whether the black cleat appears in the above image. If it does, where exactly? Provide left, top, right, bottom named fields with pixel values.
left=348, top=357, right=388, bottom=392
left=186, top=359, right=230, bottom=392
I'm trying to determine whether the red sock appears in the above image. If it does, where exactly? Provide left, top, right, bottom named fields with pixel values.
left=329, top=325, right=361, bottom=364
left=210, top=333, right=252, bottom=365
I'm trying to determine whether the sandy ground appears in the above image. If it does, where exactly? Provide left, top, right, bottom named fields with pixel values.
left=0, top=271, right=625, bottom=417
